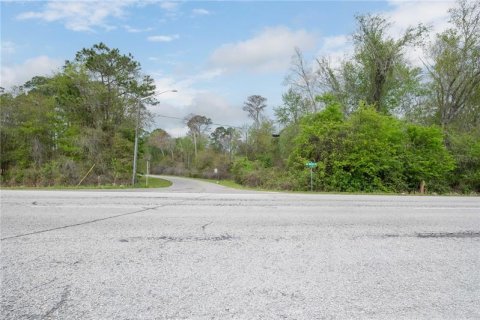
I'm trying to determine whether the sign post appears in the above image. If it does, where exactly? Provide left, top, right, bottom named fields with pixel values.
left=146, top=160, right=150, bottom=187
left=306, top=162, right=317, bottom=191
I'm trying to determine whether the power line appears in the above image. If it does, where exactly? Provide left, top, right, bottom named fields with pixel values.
left=154, top=114, right=184, bottom=121
left=154, top=114, right=245, bottom=130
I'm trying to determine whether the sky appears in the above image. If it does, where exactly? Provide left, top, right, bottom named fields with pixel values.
left=1, top=0, right=456, bottom=136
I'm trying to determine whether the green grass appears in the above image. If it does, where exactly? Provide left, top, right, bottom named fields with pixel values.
left=135, top=176, right=172, bottom=188
left=217, top=179, right=246, bottom=189
left=196, top=178, right=266, bottom=191
left=1, top=176, right=172, bottom=190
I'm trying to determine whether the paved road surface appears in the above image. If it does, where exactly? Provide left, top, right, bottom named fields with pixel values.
left=1, top=176, right=479, bottom=319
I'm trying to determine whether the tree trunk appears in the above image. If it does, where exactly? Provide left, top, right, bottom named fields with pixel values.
left=419, top=180, right=426, bottom=194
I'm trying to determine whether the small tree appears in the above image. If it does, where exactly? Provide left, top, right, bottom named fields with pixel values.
left=147, top=128, right=173, bottom=159
left=274, top=89, right=309, bottom=126
left=210, top=126, right=238, bottom=159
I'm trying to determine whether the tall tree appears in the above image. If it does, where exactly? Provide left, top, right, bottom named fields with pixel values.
left=185, top=114, right=212, bottom=158
left=353, top=14, right=426, bottom=112
left=284, top=48, right=319, bottom=112
left=243, top=95, right=267, bottom=127
left=425, top=0, right=480, bottom=129
left=316, top=14, right=427, bottom=114
left=71, top=42, right=157, bottom=131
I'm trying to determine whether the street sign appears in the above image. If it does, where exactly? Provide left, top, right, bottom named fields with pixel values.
left=306, top=162, right=317, bottom=191
left=306, top=162, right=317, bottom=168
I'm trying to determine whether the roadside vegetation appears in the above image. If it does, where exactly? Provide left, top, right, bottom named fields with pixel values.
left=1, top=176, right=171, bottom=190
left=1, top=0, right=479, bottom=194
left=136, top=176, right=172, bottom=189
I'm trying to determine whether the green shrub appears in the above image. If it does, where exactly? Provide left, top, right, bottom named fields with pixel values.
left=288, top=102, right=455, bottom=193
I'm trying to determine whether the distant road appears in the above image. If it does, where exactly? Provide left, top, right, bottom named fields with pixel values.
left=1, top=177, right=479, bottom=319
left=147, top=175, right=255, bottom=193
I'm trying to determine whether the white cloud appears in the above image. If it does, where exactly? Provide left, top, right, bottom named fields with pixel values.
left=385, top=0, right=452, bottom=36
left=317, top=34, right=353, bottom=67
left=158, top=1, right=182, bottom=20
left=150, top=69, right=247, bottom=136
left=162, top=126, right=188, bottom=138
left=210, top=26, right=317, bottom=73
left=191, top=68, right=225, bottom=82
left=160, top=2, right=179, bottom=11
left=153, top=75, right=200, bottom=107
left=384, top=0, right=454, bottom=66
left=322, top=35, right=349, bottom=51
left=192, top=8, right=210, bottom=16
left=147, top=34, right=180, bottom=42
left=1, top=56, right=63, bottom=89
left=16, top=1, right=132, bottom=32
left=186, top=92, right=248, bottom=127
left=124, top=25, right=153, bottom=33
left=316, top=1, right=455, bottom=68
left=151, top=92, right=248, bottom=137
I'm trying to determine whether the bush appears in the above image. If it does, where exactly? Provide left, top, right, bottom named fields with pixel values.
left=231, top=158, right=256, bottom=184
left=288, top=103, right=455, bottom=193
left=446, top=130, right=480, bottom=193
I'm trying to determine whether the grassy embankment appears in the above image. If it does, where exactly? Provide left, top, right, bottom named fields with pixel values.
left=0, top=176, right=172, bottom=190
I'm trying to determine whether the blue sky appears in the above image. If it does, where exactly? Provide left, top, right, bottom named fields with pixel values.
left=1, top=0, right=455, bottom=136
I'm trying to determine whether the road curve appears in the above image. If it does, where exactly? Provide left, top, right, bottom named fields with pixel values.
left=148, top=175, right=258, bottom=193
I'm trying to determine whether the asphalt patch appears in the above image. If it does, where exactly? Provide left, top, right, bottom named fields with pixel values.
left=120, top=234, right=237, bottom=243
left=416, top=231, right=480, bottom=238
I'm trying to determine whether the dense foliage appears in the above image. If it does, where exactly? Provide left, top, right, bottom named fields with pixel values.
left=289, top=100, right=455, bottom=192
left=1, top=1, right=479, bottom=193
left=1, top=43, right=157, bottom=186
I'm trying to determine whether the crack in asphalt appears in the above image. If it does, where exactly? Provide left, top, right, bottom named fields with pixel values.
left=1, top=195, right=209, bottom=241
left=41, top=285, right=70, bottom=320
left=201, top=221, right=213, bottom=238
left=201, top=222, right=213, bottom=231
left=30, top=278, right=58, bottom=292
left=0, top=207, right=157, bottom=241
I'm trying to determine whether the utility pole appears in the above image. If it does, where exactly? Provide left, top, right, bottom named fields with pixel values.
left=132, top=90, right=177, bottom=186
left=132, top=101, right=141, bottom=186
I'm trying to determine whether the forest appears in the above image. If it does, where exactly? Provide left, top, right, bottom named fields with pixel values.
left=1, top=0, right=479, bottom=193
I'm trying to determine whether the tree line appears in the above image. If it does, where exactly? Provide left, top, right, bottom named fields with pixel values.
left=1, top=0, right=479, bottom=193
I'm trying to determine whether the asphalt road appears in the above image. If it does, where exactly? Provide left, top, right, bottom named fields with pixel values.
left=1, top=176, right=480, bottom=319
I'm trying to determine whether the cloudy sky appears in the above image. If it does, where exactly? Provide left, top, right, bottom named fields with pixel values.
left=1, top=0, right=455, bottom=136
